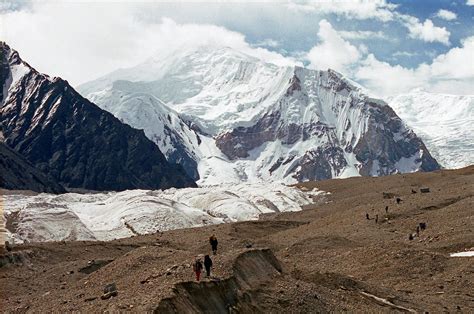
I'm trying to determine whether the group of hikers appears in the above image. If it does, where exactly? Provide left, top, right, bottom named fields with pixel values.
left=365, top=193, right=428, bottom=240
left=192, top=234, right=218, bottom=281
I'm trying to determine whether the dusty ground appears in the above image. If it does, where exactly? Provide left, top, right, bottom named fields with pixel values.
left=1, top=166, right=473, bottom=312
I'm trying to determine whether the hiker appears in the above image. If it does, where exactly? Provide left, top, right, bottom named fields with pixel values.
left=385, top=206, right=389, bottom=213
left=366, top=213, right=370, bottom=220
left=193, top=258, right=203, bottom=281
left=396, top=197, right=402, bottom=204
left=375, top=214, right=378, bottom=223
left=204, top=255, right=213, bottom=277
left=209, top=235, right=218, bottom=255
left=408, top=234, right=414, bottom=241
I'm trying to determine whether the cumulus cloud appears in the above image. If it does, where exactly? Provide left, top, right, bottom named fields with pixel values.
left=400, top=16, right=451, bottom=45
left=355, top=36, right=474, bottom=96
left=0, top=2, right=297, bottom=85
left=436, top=9, right=457, bottom=21
left=467, top=0, right=474, bottom=5
left=306, top=20, right=362, bottom=73
left=289, top=0, right=452, bottom=46
left=1, top=1, right=471, bottom=97
left=338, top=30, right=387, bottom=40
left=252, top=38, right=280, bottom=48
left=392, top=51, right=419, bottom=58
left=287, top=0, right=397, bottom=22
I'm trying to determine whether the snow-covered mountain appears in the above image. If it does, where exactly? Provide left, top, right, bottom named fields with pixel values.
left=0, top=42, right=195, bottom=191
left=388, top=90, right=474, bottom=169
left=79, top=46, right=440, bottom=185
left=3, top=183, right=325, bottom=243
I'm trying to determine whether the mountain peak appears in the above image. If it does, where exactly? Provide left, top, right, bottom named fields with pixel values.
left=79, top=46, right=440, bottom=184
left=1, top=43, right=196, bottom=191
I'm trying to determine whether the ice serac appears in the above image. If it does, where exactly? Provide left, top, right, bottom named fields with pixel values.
left=388, top=90, right=474, bottom=169
left=0, top=42, right=196, bottom=191
left=79, top=46, right=440, bottom=184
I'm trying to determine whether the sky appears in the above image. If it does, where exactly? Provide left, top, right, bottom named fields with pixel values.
left=1, top=0, right=473, bottom=97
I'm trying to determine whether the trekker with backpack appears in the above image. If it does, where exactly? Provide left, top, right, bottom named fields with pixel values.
left=209, top=235, right=218, bottom=255
left=193, top=258, right=203, bottom=281
left=204, top=255, right=213, bottom=277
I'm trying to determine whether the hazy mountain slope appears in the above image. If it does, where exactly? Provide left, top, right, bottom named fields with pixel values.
left=0, top=142, right=65, bottom=193
left=0, top=42, right=196, bottom=191
left=79, top=46, right=440, bottom=184
left=388, top=90, right=474, bottom=169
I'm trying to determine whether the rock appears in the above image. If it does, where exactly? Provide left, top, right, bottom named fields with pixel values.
left=79, top=260, right=113, bottom=274
left=4, top=241, right=12, bottom=252
left=383, top=192, right=395, bottom=199
left=101, top=283, right=118, bottom=300
left=420, top=187, right=430, bottom=193
left=84, top=296, right=97, bottom=302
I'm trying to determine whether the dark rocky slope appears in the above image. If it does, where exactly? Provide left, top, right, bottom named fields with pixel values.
left=0, top=142, right=65, bottom=193
left=0, top=42, right=196, bottom=191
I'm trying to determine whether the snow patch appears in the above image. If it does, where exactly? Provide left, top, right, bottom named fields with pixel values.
left=450, top=251, right=474, bottom=257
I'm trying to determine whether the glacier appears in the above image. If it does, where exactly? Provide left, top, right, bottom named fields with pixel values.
left=388, top=89, right=474, bottom=169
left=2, top=183, right=326, bottom=243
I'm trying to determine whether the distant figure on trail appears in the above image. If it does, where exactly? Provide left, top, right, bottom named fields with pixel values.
left=396, top=197, right=402, bottom=204
left=408, top=234, right=414, bottom=241
left=366, top=213, right=370, bottom=220
left=375, top=214, right=379, bottom=223
left=193, top=258, right=203, bottom=281
left=204, top=255, right=213, bottom=277
left=209, top=235, right=218, bottom=255
left=385, top=206, right=389, bottom=213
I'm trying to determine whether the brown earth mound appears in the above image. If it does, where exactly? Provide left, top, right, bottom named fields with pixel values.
left=1, top=166, right=473, bottom=312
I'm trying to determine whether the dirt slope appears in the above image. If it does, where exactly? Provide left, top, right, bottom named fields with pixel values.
left=1, top=166, right=473, bottom=312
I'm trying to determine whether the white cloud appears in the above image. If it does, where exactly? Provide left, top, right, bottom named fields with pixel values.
left=467, top=0, right=474, bottom=6
left=392, top=51, right=419, bottom=58
left=287, top=0, right=397, bottom=22
left=1, top=1, right=471, bottom=97
left=436, top=9, right=457, bottom=21
left=429, top=36, right=474, bottom=80
left=306, top=19, right=362, bottom=73
left=399, top=16, right=451, bottom=45
left=0, top=2, right=297, bottom=85
left=355, top=36, right=474, bottom=96
left=339, top=30, right=387, bottom=40
left=252, top=38, right=280, bottom=48
left=355, top=55, right=428, bottom=96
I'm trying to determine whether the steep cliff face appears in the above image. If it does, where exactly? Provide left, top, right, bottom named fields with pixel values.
left=214, top=68, right=439, bottom=180
left=79, top=46, right=440, bottom=184
left=0, top=42, right=196, bottom=191
left=0, top=142, right=65, bottom=193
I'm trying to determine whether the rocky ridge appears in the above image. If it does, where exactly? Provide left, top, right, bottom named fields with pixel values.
left=0, top=42, right=196, bottom=191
